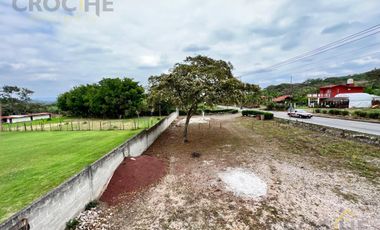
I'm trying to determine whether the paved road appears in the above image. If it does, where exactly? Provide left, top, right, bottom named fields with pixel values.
left=218, top=106, right=380, bottom=136
left=272, top=111, right=380, bottom=136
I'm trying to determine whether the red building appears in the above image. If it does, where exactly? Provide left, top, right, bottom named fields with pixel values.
left=319, top=84, right=364, bottom=98
left=307, top=79, right=364, bottom=107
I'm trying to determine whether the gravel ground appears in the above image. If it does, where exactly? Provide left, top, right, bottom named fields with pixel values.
left=75, top=114, right=380, bottom=229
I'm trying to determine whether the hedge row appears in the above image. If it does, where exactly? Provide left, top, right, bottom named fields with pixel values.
left=204, top=109, right=239, bottom=114
left=242, top=110, right=274, bottom=120
left=315, top=109, right=380, bottom=119
left=315, top=109, right=349, bottom=116
left=353, top=111, right=380, bottom=119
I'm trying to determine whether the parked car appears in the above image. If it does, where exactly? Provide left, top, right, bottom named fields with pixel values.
left=288, top=109, right=313, bottom=119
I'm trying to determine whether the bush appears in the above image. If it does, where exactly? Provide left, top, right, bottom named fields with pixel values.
left=66, top=219, right=79, bottom=230
left=265, top=103, right=288, bottom=111
left=322, top=110, right=328, bottom=114
left=315, top=109, right=321, bottom=113
left=353, top=111, right=368, bottom=118
left=242, top=110, right=274, bottom=120
left=341, top=111, right=349, bottom=116
left=368, top=112, right=380, bottom=119
left=263, top=112, right=274, bottom=120
left=204, top=109, right=239, bottom=115
left=85, top=200, right=99, bottom=210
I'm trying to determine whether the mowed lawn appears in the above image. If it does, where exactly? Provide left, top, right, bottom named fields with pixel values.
left=0, top=130, right=141, bottom=222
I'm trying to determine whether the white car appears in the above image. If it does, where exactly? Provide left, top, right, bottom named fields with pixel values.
left=288, top=109, right=313, bottom=119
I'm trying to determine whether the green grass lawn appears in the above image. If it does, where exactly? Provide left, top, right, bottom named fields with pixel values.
left=1, top=117, right=161, bottom=131
left=0, top=130, right=143, bottom=222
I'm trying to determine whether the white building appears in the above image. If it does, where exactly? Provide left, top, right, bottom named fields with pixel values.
left=0, top=113, right=52, bottom=124
left=334, top=93, right=375, bottom=108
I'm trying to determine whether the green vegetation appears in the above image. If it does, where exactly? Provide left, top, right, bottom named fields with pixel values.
left=242, top=110, right=274, bottom=120
left=57, top=78, right=145, bottom=118
left=241, top=119, right=380, bottom=182
left=149, top=55, right=258, bottom=142
left=0, top=85, right=57, bottom=116
left=264, top=68, right=380, bottom=104
left=0, top=130, right=142, bottom=221
left=314, top=108, right=380, bottom=120
left=65, top=218, right=79, bottom=230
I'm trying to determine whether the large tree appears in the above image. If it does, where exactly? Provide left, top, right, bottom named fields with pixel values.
left=149, top=55, right=258, bottom=142
left=57, top=78, right=145, bottom=118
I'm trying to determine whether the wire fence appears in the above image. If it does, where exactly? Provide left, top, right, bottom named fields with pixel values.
left=0, top=117, right=162, bottom=132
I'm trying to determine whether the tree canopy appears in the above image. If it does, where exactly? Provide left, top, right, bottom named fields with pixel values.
left=57, top=78, right=145, bottom=118
left=149, top=55, right=259, bottom=142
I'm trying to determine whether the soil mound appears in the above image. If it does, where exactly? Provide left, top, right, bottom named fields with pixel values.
left=100, top=155, right=167, bottom=205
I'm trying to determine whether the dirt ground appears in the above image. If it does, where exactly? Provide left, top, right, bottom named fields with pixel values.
left=76, top=114, right=380, bottom=230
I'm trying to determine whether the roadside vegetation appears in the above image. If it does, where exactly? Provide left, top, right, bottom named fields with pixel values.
left=240, top=119, right=380, bottom=182
left=0, top=129, right=149, bottom=222
left=314, top=108, right=380, bottom=120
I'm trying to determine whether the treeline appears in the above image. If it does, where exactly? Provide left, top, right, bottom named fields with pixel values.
left=0, top=86, right=57, bottom=116
left=57, top=78, right=151, bottom=118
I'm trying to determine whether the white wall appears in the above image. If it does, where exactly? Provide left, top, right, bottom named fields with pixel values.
left=0, top=111, right=178, bottom=230
left=32, top=115, right=51, bottom=121
left=12, top=117, right=32, bottom=123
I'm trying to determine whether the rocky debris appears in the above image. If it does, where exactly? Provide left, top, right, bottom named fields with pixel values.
left=76, top=207, right=113, bottom=230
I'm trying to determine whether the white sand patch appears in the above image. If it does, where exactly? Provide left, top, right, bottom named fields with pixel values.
left=177, top=116, right=210, bottom=125
left=218, top=168, right=267, bottom=198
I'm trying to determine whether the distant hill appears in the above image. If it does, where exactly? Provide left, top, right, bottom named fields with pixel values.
left=264, top=68, right=380, bottom=102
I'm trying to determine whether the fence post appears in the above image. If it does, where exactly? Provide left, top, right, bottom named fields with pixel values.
left=24, top=123, right=27, bottom=132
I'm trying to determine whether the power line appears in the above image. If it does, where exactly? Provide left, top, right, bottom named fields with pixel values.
left=267, top=24, right=380, bottom=69
left=268, top=41, right=380, bottom=74
left=242, top=24, right=380, bottom=75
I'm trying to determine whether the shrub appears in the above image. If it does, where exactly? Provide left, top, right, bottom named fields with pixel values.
left=65, top=219, right=79, bottom=230
left=204, top=109, right=239, bottom=115
left=341, top=111, right=349, bottom=116
left=266, top=103, right=275, bottom=111
left=242, top=110, right=274, bottom=120
left=368, top=112, right=380, bottom=119
left=85, top=200, right=99, bottom=211
left=322, top=110, right=328, bottom=114
left=353, top=111, right=368, bottom=118
left=263, top=112, right=274, bottom=120
left=315, top=109, right=321, bottom=113
left=328, top=109, right=335, bottom=115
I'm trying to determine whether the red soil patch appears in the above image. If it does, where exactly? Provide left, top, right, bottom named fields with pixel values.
left=100, top=155, right=167, bottom=205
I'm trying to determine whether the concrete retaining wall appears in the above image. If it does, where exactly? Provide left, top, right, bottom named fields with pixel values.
left=275, top=118, right=380, bottom=146
left=1, top=112, right=178, bottom=230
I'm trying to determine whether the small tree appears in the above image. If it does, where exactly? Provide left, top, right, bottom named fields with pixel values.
left=149, top=55, right=258, bottom=142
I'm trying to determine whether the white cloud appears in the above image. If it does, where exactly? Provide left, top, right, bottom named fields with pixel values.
left=1, top=0, right=380, bottom=99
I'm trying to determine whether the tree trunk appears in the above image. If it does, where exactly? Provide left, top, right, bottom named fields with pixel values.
left=183, top=109, right=193, bottom=143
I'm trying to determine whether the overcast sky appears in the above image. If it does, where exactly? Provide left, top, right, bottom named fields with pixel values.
left=1, top=0, right=380, bottom=100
